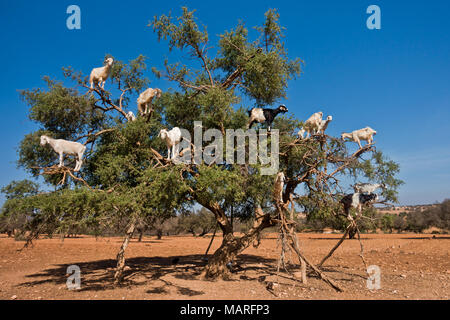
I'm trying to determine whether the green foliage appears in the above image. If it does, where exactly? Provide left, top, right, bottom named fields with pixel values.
left=1, top=180, right=39, bottom=200
left=0, top=180, right=41, bottom=235
left=20, top=77, right=104, bottom=138
left=18, top=77, right=107, bottom=184
left=151, top=7, right=301, bottom=107
left=380, top=214, right=395, bottom=232
left=110, top=55, right=150, bottom=93
left=151, top=7, right=209, bottom=54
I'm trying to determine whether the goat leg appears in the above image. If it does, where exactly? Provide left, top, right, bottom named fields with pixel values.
left=59, top=153, right=64, bottom=167
left=172, top=144, right=179, bottom=160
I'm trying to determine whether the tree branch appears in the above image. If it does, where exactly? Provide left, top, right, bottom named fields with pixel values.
left=83, top=84, right=128, bottom=119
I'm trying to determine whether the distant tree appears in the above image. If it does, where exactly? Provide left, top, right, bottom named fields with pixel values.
left=356, top=207, right=379, bottom=234
left=1, top=180, right=39, bottom=200
left=177, top=208, right=216, bottom=237
left=0, top=180, right=40, bottom=238
left=381, top=214, right=395, bottom=233
left=416, top=199, right=450, bottom=231
left=393, top=215, right=407, bottom=232
left=437, top=199, right=450, bottom=230
left=406, top=210, right=426, bottom=232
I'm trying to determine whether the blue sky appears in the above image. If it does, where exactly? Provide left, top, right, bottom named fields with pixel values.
left=0, top=0, right=449, bottom=205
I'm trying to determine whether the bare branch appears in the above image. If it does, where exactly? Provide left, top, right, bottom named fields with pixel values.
left=75, top=129, right=116, bottom=145
left=83, top=84, right=128, bottom=119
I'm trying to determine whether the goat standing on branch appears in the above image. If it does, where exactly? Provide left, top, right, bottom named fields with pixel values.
left=340, top=192, right=378, bottom=221
left=302, top=111, right=323, bottom=138
left=40, top=135, right=86, bottom=172
left=89, top=57, right=114, bottom=90
left=248, top=105, right=288, bottom=132
left=126, top=111, right=136, bottom=122
left=158, top=127, right=182, bottom=160
left=318, top=115, right=333, bottom=134
left=341, top=127, right=377, bottom=149
left=137, top=88, right=162, bottom=117
left=353, top=183, right=382, bottom=194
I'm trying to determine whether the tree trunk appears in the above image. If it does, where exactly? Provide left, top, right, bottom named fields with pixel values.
left=288, top=196, right=306, bottom=283
left=203, top=232, right=236, bottom=278
left=114, top=220, right=136, bottom=284
left=204, top=208, right=275, bottom=279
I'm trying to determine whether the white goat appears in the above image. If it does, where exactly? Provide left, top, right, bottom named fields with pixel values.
left=137, top=88, right=162, bottom=117
left=318, top=115, right=333, bottom=134
left=353, top=183, right=382, bottom=194
left=297, top=128, right=306, bottom=139
left=158, top=127, right=182, bottom=160
left=126, top=111, right=136, bottom=122
left=341, top=127, right=377, bottom=149
left=89, top=57, right=114, bottom=90
left=303, top=111, right=323, bottom=138
left=273, top=172, right=286, bottom=204
left=40, top=135, right=86, bottom=172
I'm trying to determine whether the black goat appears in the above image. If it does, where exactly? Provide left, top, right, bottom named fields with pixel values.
left=340, top=192, right=378, bottom=239
left=247, top=105, right=288, bottom=132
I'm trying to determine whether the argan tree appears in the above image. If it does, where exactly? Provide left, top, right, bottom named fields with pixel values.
left=6, top=7, right=402, bottom=285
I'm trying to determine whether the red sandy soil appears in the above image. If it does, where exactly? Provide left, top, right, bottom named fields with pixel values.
left=0, top=233, right=449, bottom=300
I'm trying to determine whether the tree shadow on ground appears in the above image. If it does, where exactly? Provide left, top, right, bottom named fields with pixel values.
left=318, top=266, right=367, bottom=280
left=17, top=253, right=277, bottom=296
left=400, top=236, right=450, bottom=240
left=308, top=237, right=374, bottom=240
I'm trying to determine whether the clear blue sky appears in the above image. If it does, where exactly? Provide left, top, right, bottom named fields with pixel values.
left=0, top=0, right=449, bottom=205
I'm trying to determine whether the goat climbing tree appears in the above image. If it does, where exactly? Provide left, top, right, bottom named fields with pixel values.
left=6, top=7, right=403, bottom=288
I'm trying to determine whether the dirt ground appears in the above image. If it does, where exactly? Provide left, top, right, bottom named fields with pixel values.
left=0, top=233, right=449, bottom=300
